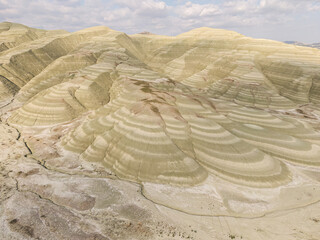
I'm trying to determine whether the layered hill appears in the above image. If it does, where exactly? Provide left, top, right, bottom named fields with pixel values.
left=1, top=23, right=320, bottom=240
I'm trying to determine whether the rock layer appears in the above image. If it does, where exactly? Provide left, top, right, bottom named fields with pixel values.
left=0, top=23, right=319, bottom=188
left=1, top=22, right=320, bottom=240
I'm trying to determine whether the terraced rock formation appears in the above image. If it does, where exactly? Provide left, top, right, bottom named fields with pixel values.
left=1, top=22, right=320, bottom=240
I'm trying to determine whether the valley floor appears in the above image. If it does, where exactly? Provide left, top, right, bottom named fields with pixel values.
left=1, top=119, right=319, bottom=240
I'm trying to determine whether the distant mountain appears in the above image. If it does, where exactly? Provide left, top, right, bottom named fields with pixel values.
left=284, top=41, right=320, bottom=49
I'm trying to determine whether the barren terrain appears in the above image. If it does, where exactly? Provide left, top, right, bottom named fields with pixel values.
left=0, top=22, right=320, bottom=240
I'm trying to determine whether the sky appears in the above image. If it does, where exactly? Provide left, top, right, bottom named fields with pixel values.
left=0, top=0, right=320, bottom=43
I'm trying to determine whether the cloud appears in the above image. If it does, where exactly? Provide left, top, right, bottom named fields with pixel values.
left=0, top=0, right=320, bottom=42
left=177, top=1, right=221, bottom=18
left=115, top=0, right=169, bottom=18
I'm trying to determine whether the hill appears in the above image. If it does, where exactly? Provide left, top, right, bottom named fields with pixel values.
left=1, top=22, right=320, bottom=240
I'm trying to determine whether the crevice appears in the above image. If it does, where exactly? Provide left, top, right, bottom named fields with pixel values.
left=13, top=178, right=72, bottom=212
left=23, top=140, right=32, bottom=157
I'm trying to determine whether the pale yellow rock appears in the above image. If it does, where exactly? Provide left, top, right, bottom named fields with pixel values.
left=1, top=22, right=320, bottom=240
left=0, top=22, right=318, bottom=187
